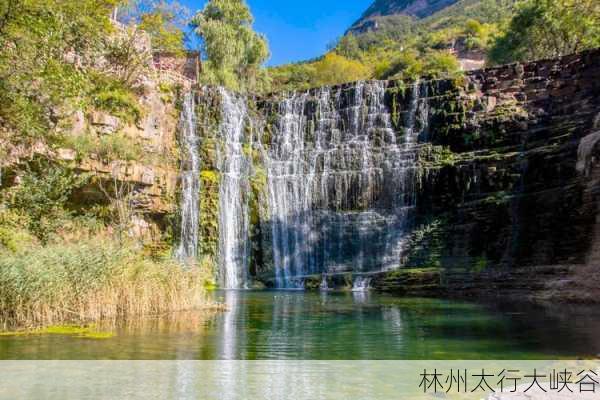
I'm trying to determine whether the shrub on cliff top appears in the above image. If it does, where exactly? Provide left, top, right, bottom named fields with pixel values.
left=489, top=0, right=600, bottom=64
left=311, top=53, right=371, bottom=88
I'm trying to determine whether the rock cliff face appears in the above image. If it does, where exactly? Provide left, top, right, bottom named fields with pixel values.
left=0, top=39, right=193, bottom=243
left=6, top=41, right=599, bottom=300
left=195, top=49, right=600, bottom=297
left=384, top=49, right=600, bottom=297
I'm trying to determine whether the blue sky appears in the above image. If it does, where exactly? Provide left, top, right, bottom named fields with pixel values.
left=179, top=0, right=373, bottom=66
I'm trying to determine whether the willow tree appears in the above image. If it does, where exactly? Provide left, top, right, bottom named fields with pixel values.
left=192, top=0, right=270, bottom=92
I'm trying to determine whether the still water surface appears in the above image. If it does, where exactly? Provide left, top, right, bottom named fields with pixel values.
left=1, top=291, right=598, bottom=359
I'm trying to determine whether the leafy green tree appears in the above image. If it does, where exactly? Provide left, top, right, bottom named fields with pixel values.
left=0, top=0, right=119, bottom=146
left=312, top=53, right=371, bottom=87
left=7, top=162, right=89, bottom=243
left=269, top=62, right=316, bottom=92
left=463, top=19, right=497, bottom=51
left=192, top=0, right=270, bottom=92
left=336, top=34, right=362, bottom=59
left=423, top=51, right=461, bottom=78
left=120, top=0, right=190, bottom=54
left=489, top=0, right=600, bottom=64
left=379, top=50, right=424, bottom=80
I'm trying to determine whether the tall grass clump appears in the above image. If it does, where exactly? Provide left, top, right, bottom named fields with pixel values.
left=0, top=238, right=212, bottom=329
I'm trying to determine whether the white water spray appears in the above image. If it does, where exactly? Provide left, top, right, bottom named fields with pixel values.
left=175, top=92, right=200, bottom=262
left=218, top=89, right=251, bottom=289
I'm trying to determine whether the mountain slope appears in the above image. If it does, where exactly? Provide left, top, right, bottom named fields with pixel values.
left=349, top=0, right=459, bottom=34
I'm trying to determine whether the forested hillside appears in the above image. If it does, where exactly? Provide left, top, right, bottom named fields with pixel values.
left=269, top=0, right=599, bottom=92
left=270, top=0, right=516, bottom=91
left=348, top=0, right=460, bottom=34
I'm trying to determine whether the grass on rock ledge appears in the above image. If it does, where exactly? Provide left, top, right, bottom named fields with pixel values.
left=0, top=237, right=215, bottom=330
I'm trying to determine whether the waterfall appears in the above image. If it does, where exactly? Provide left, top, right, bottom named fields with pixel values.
left=175, top=92, right=200, bottom=262
left=217, top=89, right=251, bottom=289
left=352, top=276, right=371, bottom=292
left=196, top=80, right=429, bottom=289
left=264, top=80, right=428, bottom=288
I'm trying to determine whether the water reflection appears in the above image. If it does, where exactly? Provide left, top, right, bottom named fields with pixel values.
left=2, top=291, right=600, bottom=360
left=1, top=360, right=586, bottom=400
left=352, top=290, right=370, bottom=304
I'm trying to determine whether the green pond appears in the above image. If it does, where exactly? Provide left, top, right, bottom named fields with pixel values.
left=1, top=291, right=598, bottom=360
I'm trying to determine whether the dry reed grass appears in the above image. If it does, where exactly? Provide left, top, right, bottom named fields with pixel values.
left=0, top=238, right=217, bottom=329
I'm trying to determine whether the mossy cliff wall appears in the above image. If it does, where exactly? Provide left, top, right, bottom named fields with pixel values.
left=1, top=52, right=184, bottom=246
left=188, top=49, right=600, bottom=297
left=386, top=49, right=600, bottom=298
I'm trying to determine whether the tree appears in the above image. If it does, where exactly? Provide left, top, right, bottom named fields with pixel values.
left=489, top=0, right=600, bottom=65
left=269, top=62, right=317, bottom=92
left=312, top=53, right=371, bottom=87
left=192, top=0, right=270, bottom=92
left=120, top=0, right=190, bottom=54
left=380, top=50, right=424, bottom=80
left=423, top=51, right=461, bottom=78
left=0, top=0, right=119, bottom=146
left=336, top=34, right=361, bottom=59
left=7, top=161, right=90, bottom=243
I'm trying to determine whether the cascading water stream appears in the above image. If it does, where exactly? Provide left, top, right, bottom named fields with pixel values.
left=352, top=276, right=372, bottom=292
left=206, top=80, right=429, bottom=289
left=175, top=92, right=200, bottom=262
left=217, top=89, right=251, bottom=289
left=264, top=80, right=428, bottom=288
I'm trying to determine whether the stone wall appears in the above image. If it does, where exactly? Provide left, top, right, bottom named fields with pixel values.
left=153, top=51, right=201, bottom=83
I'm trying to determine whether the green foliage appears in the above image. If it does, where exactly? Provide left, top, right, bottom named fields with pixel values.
left=423, top=51, right=462, bottom=78
left=0, top=210, right=36, bottom=253
left=123, top=0, right=190, bottom=54
left=380, top=49, right=461, bottom=80
left=90, top=75, right=142, bottom=124
left=96, top=133, right=144, bottom=161
left=139, top=10, right=185, bottom=54
left=489, top=0, right=600, bottom=64
left=463, top=19, right=496, bottom=50
left=192, top=0, right=270, bottom=92
left=379, top=50, right=424, bottom=80
left=336, top=34, right=362, bottom=59
left=199, top=170, right=220, bottom=256
left=0, top=0, right=118, bottom=146
left=103, top=24, right=154, bottom=86
left=5, top=163, right=89, bottom=243
left=424, top=27, right=461, bottom=50
left=312, top=53, right=371, bottom=87
left=270, top=53, right=371, bottom=91
left=406, top=217, right=448, bottom=269
left=269, top=62, right=317, bottom=92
